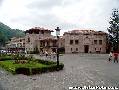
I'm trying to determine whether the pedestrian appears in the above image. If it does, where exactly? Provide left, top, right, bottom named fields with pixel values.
left=52, top=52, right=56, bottom=60
left=108, top=51, right=113, bottom=62
left=45, top=51, right=48, bottom=57
left=113, top=51, right=118, bottom=63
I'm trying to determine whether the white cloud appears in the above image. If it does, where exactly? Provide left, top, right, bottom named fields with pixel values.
left=52, top=0, right=119, bottom=31
left=0, top=0, right=119, bottom=35
left=0, top=0, right=3, bottom=6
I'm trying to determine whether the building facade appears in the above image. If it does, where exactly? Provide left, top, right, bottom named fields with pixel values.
left=25, top=27, right=59, bottom=54
left=64, top=30, right=107, bottom=53
left=6, top=37, right=25, bottom=53
left=6, top=28, right=108, bottom=54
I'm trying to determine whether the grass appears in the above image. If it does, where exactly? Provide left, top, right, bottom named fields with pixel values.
left=0, top=55, right=13, bottom=60
left=0, top=54, right=64, bottom=75
left=0, top=60, right=47, bottom=74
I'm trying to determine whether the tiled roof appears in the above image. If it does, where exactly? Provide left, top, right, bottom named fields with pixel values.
left=32, top=27, right=53, bottom=31
left=25, top=27, right=53, bottom=33
left=64, top=30, right=107, bottom=35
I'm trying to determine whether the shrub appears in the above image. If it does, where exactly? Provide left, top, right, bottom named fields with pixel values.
left=27, top=55, right=35, bottom=63
left=0, top=56, right=13, bottom=61
left=13, top=54, right=27, bottom=60
left=0, top=59, right=64, bottom=75
left=31, top=63, right=64, bottom=75
left=31, top=68, right=41, bottom=74
left=36, top=59, right=56, bottom=65
left=15, top=67, right=30, bottom=75
left=57, top=64, right=64, bottom=70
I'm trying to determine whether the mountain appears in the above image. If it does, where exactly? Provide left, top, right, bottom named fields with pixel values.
left=0, top=22, right=25, bottom=46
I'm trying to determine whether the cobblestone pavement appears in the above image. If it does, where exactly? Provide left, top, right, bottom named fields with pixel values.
left=0, top=54, right=119, bottom=90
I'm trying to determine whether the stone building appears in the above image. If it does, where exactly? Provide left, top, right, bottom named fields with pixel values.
left=25, top=27, right=60, bottom=54
left=64, top=30, right=107, bottom=53
left=6, top=28, right=108, bottom=54
left=6, top=37, right=25, bottom=53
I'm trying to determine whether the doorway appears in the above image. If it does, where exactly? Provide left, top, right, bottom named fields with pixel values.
left=84, top=45, right=89, bottom=53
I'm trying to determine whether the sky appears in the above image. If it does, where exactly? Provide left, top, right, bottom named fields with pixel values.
left=0, top=0, right=119, bottom=35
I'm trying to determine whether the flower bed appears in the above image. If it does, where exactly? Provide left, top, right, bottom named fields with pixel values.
left=0, top=54, right=13, bottom=61
left=0, top=54, right=64, bottom=75
left=0, top=60, right=64, bottom=75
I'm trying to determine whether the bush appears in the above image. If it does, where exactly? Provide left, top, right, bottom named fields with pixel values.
left=31, top=68, right=41, bottom=74
left=36, top=59, right=56, bottom=65
left=27, top=55, right=35, bottom=63
left=0, top=56, right=13, bottom=61
left=31, top=63, right=64, bottom=75
left=31, top=67, right=48, bottom=74
left=48, top=64, right=64, bottom=71
left=0, top=59, right=64, bottom=75
left=15, top=67, right=30, bottom=75
left=13, top=54, right=27, bottom=60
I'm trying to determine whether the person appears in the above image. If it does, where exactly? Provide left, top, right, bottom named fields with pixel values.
left=113, top=51, right=118, bottom=63
left=52, top=52, right=56, bottom=60
left=45, top=51, right=48, bottom=57
left=108, top=51, right=113, bottom=61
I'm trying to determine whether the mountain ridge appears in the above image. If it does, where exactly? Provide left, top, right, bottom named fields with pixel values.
left=0, top=22, right=25, bottom=46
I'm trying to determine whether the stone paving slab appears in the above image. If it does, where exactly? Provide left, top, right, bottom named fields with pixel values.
left=0, top=54, right=119, bottom=90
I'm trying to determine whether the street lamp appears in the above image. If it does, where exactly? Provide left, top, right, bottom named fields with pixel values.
left=55, top=27, right=61, bottom=67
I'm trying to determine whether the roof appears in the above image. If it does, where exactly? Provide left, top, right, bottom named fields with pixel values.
left=25, top=27, right=53, bottom=33
left=64, top=30, right=107, bottom=35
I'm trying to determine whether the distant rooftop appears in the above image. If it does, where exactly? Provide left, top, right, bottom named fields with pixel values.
left=64, top=30, right=107, bottom=35
left=25, top=27, right=53, bottom=34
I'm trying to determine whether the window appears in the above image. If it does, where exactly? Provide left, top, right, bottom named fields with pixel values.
left=76, top=48, right=78, bottom=51
left=28, top=37, right=30, bottom=42
left=20, top=39, right=22, bottom=42
left=47, top=42, right=49, bottom=46
left=94, top=40, right=97, bottom=44
left=75, top=40, right=79, bottom=44
left=41, top=31, right=44, bottom=34
left=70, top=40, right=73, bottom=45
left=99, top=40, right=102, bottom=45
left=71, top=48, right=72, bottom=51
left=100, top=48, right=101, bottom=50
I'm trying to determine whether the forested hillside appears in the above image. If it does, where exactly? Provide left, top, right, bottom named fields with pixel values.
left=0, top=22, right=25, bottom=46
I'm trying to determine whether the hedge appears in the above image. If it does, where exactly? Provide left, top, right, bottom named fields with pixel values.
left=0, top=55, right=13, bottom=61
left=0, top=56, right=13, bottom=61
left=35, top=59, right=57, bottom=65
left=0, top=60, right=64, bottom=75
left=15, top=64, right=64, bottom=75
left=15, top=67, right=31, bottom=75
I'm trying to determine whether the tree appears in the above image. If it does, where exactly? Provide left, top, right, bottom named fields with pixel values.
left=107, top=9, right=119, bottom=51
left=0, top=22, right=25, bottom=46
left=0, top=31, right=6, bottom=46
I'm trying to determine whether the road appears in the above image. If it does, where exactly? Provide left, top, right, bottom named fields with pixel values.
left=0, top=54, right=119, bottom=90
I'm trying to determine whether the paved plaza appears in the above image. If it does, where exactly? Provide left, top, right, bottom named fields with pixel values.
left=0, top=54, right=119, bottom=90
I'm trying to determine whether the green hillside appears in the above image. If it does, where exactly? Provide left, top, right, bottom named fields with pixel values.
left=0, top=22, right=25, bottom=46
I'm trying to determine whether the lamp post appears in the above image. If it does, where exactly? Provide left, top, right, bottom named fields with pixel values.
left=55, top=27, right=61, bottom=67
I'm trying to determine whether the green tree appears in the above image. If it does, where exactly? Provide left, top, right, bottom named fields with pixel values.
left=0, top=31, right=6, bottom=46
left=107, top=9, right=119, bottom=51
left=0, top=22, right=25, bottom=46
